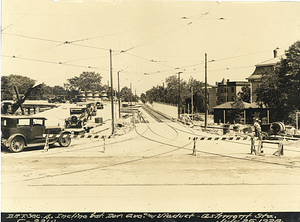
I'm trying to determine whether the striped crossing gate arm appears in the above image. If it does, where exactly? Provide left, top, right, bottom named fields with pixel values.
left=189, top=136, right=251, bottom=141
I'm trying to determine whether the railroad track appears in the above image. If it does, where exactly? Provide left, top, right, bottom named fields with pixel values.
left=142, top=105, right=172, bottom=122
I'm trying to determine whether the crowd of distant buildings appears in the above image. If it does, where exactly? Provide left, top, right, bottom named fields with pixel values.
left=207, top=49, right=281, bottom=113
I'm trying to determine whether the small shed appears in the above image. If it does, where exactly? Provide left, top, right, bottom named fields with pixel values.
left=213, top=102, right=269, bottom=124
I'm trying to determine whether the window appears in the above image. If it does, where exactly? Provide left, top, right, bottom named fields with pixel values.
left=33, top=119, right=44, bottom=126
left=17, top=119, right=30, bottom=126
left=1, top=119, right=7, bottom=127
left=231, top=87, right=234, bottom=92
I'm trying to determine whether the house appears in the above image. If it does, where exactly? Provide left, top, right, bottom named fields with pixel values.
left=247, top=49, right=283, bottom=103
left=213, top=101, right=269, bottom=124
left=216, top=78, right=250, bottom=105
left=207, top=84, right=218, bottom=113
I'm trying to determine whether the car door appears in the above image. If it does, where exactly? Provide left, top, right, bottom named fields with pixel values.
left=16, top=118, right=31, bottom=142
left=29, top=119, right=46, bottom=143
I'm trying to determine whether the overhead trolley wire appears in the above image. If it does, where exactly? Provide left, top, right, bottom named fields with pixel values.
left=1, top=3, right=43, bottom=32
left=120, top=21, right=193, bottom=53
left=67, top=19, right=177, bottom=44
left=1, top=55, right=109, bottom=72
left=142, top=47, right=281, bottom=76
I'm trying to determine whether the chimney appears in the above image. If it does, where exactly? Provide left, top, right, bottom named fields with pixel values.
left=273, top=48, right=279, bottom=58
left=227, top=79, right=230, bottom=83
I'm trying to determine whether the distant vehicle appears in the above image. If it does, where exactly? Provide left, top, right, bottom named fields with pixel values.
left=1, top=116, right=71, bottom=153
left=70, top=95, right=86, bottom=104
left=65, top=107, right=88, bottom=128
left=77, top=101, right=98, bottom=118
left=96, top=101, right=104, bottom=109
left=48, top=96, right=66, bottom=103
left=85, top=102, right=97, bottom=117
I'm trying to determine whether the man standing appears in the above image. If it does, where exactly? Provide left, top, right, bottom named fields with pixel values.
left=254, top=119, right=263, bottom=154
left=254, top=119, right=262, bottom=139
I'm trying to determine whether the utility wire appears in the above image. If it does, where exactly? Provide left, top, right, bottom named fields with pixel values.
left=2, top=33, right=111, bottom=52
left=2, top=55, right=109, bottom=72
left=68, top=20, right=176, bottom=44
left=120, top=21, right=193, bottom=53
left=143, top=48, right=279, bottom=75
left=1, top=3, right=42, bottom=32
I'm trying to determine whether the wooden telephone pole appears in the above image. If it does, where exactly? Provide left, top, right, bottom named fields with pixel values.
left=110, top=49, right=114, bottom=134
left=205, top=53, right=208, bottom=129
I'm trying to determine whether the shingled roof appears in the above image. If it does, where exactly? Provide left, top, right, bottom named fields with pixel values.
left=247, top=55, right=284, bottom=80
left=213, top=101, right=259, bottom=109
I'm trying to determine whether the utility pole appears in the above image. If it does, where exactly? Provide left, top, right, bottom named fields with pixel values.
left=163, top=82, right=166, bottom=102
left=130, top=83, right=132, bottom=107
left=205, top=53, right=208, bottom=129
left=110, top=49, right=114, bottom=135
left=191, top=86, right=194, bottom=120
left=117, top=71, right=121, bottom=118
left=178, top=72, right=182, bottom=119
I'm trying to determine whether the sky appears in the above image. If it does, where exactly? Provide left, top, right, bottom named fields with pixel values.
left=1, top=0, right=300, bottom=95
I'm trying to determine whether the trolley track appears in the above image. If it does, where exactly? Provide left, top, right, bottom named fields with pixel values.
left=3, top=106, right=300, bottom=185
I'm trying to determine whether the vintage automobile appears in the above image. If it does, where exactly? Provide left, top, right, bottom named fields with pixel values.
left=65, top=107, right=88, bottom=128
left=48, top=96, right=66, bottom=103
left=1, top=116, right=71, bottom=153
left=95, top=101, right=104, bottom=109
left=86, top=102, right=97, bottom=116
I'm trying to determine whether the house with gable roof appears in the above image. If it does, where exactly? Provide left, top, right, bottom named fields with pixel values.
left=247, top=49, right=284, bottom=103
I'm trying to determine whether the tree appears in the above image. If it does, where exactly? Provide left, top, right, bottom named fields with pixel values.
left=65, top=71, right=103, bottom=92
left=276, top=40, right=300, bottom=123
left=255, top=40, right=300, bottom=123
left=188, top=78, right=205, bottom=113
left=1, top=74, right=36, bottom=100
left=140, top=93, right=147, bottom=103
left=52, top=86, right=67, bottom=96
left=228, top=96, right=245, bottom=123
left=238, top=86, right=251, bottom=103
left=120, top=86, right=134, bottom=102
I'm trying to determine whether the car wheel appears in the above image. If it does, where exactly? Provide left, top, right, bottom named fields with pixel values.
left=58, top=133, right=71, bottom=147
left=9, top=137, right=25, bottom=153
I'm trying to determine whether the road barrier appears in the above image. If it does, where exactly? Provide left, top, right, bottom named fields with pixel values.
left=188, top=136, right=251, bottom=141
left=189, top=135, right=284, bottom=156
left=43, top=133, right=107, bottom=152
left=262, top=140, right=284, bottom=156
left=43, top=131, right=109, bottom=139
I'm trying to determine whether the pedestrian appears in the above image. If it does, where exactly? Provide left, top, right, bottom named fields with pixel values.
left=253, top=119, right=263, bottom=154
left=254, top=119, right=262, bottom=139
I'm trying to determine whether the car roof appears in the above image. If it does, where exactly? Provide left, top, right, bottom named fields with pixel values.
left=1, top=116, right=47, bottom=120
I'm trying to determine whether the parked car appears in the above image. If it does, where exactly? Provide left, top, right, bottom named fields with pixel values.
left=96, top=101, right=104, bottom=109
left=70, top=95, right=86, bottom=104
left=48, top=96, right=66, bottom=103
left=1, top=116, right=71, bottom=153
left=65, top=107, right=88, bottom=128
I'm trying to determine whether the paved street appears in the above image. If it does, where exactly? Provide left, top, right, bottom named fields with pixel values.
left=2, top=111, right=300, bottom=212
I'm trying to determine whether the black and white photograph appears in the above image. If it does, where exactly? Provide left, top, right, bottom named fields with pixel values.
left=1, top=0, right=300, bottom=221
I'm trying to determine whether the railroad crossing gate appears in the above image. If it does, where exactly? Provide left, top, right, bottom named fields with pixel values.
left=188, top=136, right=284, bottom=156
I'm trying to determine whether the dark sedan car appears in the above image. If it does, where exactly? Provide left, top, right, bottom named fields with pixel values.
left=1, top=116, right=71, bottom=153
